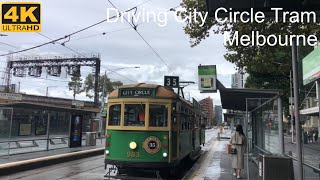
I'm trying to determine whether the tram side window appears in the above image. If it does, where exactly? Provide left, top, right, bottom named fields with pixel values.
left=124, top=104, right=145, bottom=126
left=149, top=105, right=168, bottom=127
left=109, top=105, right=121, bottom=126
left=181, top=115, right=188, bottom=130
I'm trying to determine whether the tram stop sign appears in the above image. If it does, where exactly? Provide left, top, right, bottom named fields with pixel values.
left=164, top=76, right=179, bottom=88
left=206, top=0, right=320, bottom=17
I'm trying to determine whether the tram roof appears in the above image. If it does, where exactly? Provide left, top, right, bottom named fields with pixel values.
left=109, top=83, right=177, bottom=99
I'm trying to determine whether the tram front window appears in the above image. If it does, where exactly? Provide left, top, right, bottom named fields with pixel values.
left=109, top=104, right=121, bottom=126
left=124, top=104, right=145, bottom=126
left=149, top=105, right=168, bottom=127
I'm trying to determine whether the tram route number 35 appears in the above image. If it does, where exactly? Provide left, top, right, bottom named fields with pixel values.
left=127, top=151, right=140, bottom=158
left=164, top=76, right=179, bottom=88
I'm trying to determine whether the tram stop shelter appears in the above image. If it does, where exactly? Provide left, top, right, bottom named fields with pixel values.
left=217, top=80, right=285, bottom=179
left=0, top=92, right=100, bottom=156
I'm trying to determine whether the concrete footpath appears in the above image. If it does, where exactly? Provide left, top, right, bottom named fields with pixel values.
left=0, top=145, right=104, bottom=176
left=185, top=130, right=258, bottom=180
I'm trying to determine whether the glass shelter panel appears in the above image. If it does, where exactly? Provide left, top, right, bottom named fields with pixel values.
left=0, top=108, right=12, bottom=156
left=149, top=104, right=168, bottom=127
left=49, top=111, right=71, bottom=150
left=248, top=98, right=280, bottom=156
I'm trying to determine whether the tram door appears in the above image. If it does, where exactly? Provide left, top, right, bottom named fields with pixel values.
left=69, top=115, right=83, bottom=148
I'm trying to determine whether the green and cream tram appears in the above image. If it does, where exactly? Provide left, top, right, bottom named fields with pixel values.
left=104, top=83, right=205, bottom=175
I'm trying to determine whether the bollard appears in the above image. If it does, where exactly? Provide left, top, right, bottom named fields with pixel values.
left=217, top=132, right=220, bottom=141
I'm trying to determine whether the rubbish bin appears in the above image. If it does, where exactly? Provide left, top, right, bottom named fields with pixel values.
left=86, top=132, right=96, bottom=146
left=258, top=154, right=294, bottom=180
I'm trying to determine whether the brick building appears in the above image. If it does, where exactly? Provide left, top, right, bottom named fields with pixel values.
left=199, top=97, right=214, bottom=128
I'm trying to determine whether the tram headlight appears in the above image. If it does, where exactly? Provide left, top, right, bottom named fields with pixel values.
left=105, top=150, right=109, bottom=155
left=163, top=152, right=168, bottom=157
left=129, top=141, right=137, bottom=150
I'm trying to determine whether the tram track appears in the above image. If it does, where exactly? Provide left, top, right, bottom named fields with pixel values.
left=4, top=156, right=104, bottom=180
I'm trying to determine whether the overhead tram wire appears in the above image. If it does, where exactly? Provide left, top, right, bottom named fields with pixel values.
left=0, top=42, right=38, bottom=56
left=107, top=0, right=176, bottom=75
left=101, top=65, right=137, bottom=83
left=0, top=2, right=150, bottom=57
left=69, top=27, right=132, bottom=42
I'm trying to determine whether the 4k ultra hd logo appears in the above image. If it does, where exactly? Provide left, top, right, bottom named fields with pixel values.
left=1, top=2, right=41, bottom=32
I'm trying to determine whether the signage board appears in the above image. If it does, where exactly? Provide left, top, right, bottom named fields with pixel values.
left=0, top=92, right=22, bottom=100
left=35, top=123, right=46, bottom=135
left=119, top=88, right=155, bottom=98
left=303, top=47, right=320, bottom=85
left=164, top=76, right=179, bottom=88
left=198, top=65, right=217, bottom=92
left=19, top=123, right=32, bottom=136
left=69, top=115, right=82, bottom=148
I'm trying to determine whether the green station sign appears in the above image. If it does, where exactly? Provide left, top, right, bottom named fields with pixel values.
left=119, top=88, right=156, bottom=98
left=303, top=47, right=320, bottom=85
left=198, top=65, right=217, bottom=91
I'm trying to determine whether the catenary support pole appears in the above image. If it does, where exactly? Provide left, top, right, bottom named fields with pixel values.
left=246, top=98, right=250, bottom=180
left=8, top=108, right=13, bottom=156
left=292, top=37, right=303, bottom=180
left=46, top=112, right=51, bottom=151
left=317, top=80, right=320, bottom=139
left=290, top=71, right=295, bottom=143
left=94, top=57, right=101, bottom=107
left=278, top=96, right=284, bottom=154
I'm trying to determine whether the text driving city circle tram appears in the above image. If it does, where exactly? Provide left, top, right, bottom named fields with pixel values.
left=104, top=83, right=205, bottom=177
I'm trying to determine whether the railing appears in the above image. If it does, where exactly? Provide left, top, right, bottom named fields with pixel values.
left=284, top=153, right=320, bottom=173
left=0, top=136, right=70, bottom=156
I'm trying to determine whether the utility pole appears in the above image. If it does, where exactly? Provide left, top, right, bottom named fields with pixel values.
left=290, top=71, right=294, bottom=143
left=94, top=57, right=100, bottom=107
left=317, top=80, right=320, bottom=140
left=292, top=37, right=303, bottom=180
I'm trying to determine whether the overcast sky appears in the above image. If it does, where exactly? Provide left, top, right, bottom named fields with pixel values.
left=0, top=0, right=236, bottom=106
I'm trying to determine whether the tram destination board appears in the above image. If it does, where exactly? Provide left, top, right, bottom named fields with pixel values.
left=119, top=88, right=156, bottom=98
left=206, top=0, right=320, bottom=17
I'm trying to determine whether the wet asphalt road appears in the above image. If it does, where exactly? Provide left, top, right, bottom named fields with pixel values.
left=1, top=156, right=109, bottom=180
left=1, top=129, right=219, bottom=180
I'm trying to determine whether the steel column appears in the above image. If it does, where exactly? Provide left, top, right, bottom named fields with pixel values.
left=292, top=37, right=303, bottom=180
left=278, top=96, right=284, bottom=154
left=46, top=112, right=51, bottom=151
left=317, top=80, right=320, bottom=139
left=246, top=98, right=250, bottom=180
left=8, top=108, right=13, bottom=156
left=94, top=58, right=101, bottom=107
